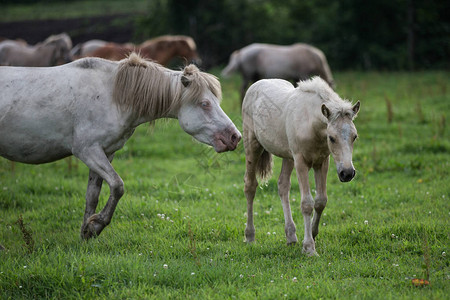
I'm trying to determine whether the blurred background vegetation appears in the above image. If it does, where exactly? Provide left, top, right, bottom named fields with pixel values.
left=1, top=0, right=449, bottom=70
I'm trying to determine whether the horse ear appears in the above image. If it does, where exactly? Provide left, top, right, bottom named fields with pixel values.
left=181, top=75, right=191, bottom=87
left=321, top=104, right=331, bottom=120
left=352, top=101, right=360, bottom=116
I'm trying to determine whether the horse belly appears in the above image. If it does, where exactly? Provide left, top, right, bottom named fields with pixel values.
left=0, top=101, right=74, bottom=163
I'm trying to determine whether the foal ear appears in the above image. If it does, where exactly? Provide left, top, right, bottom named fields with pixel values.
left=352, top=101, right=361, bottom=117
left=181, top=75, right=191, bottom=87
left=321, top=104, right=331, bottom=120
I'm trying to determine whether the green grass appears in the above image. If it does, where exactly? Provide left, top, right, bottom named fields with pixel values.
left=0, top=0, right=149, bottom=22
left=1, top=71, right=449, bottom=299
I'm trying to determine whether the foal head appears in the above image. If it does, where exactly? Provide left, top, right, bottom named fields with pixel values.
left=321, top=101, right=360, bottom=182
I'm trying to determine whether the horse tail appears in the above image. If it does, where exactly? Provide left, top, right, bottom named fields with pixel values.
left=256, top=149, right=273, bottom=182
left=318, top=51, right=335, bottom=90
left=221, top=50, right=240, bottom=77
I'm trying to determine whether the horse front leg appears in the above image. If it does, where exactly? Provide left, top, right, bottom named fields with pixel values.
left=278, top=158, right=297, bottom=245
left=294, top=155, right=316, bottom=256
left=312, top=157, right=329, bottom=240
left=83, top=169, right=103, bottom=225
left=77, top=148, right=124, bottom=240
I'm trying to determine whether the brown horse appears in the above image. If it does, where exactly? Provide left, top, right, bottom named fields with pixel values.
left=88, top=35, right=200, bottom=66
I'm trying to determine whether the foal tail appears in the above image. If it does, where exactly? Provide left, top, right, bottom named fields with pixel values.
left=256, top=149, right=273, bottom=182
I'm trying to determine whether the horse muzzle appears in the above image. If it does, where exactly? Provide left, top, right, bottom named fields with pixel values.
left=213, top=127, right=241, bottom=153
left=338, top=167, right=356, bottom=182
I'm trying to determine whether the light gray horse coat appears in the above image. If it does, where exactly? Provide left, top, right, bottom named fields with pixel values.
left=222, top=43, right=335, bottom=101
left=0, top=53, right=241, bottom=240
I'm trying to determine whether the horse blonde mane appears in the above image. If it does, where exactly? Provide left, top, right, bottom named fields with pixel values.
left=297, top=76, right=355, bottom=121
left=113, top=53, right=221, bottom=118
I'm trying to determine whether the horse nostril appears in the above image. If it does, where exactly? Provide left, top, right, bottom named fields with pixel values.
left=339, top=170, right=346, bottom=180
left=231, top=133, right=237, bottom=142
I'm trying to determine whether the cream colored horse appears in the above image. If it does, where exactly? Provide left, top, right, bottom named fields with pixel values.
left=242, top=77, right=360, bottom=256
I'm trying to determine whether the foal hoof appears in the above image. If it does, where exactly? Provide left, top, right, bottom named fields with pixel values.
left=80, top=214, right=106, bottom=240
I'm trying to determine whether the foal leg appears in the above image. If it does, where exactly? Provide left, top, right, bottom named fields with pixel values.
left=278, top=158, right=297, bottom=244
left=243, top=129, right=264, bottom=243
left=294, top=155, right=316, bottom=256
left=77, top=147, right=124, bottom=240
left=312, top=157, right=329, bottom=240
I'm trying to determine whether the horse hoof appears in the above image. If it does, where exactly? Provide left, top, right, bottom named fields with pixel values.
left=80, top=214, right=105, bottom=240
left=286, top=235, right=298, bottom=245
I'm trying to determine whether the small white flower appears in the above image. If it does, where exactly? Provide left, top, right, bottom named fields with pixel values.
left=191, top=272, right=195, bottom=276
left=270, top=280, right=274, bottom=283
left=393, top=264, right=399, bottom=267
left=23, top=266, right=27, bottom=269
left=163, top=264, right=168, bottom=269
left=239, top=274, right=244, bottom=278
left=442, top=251, right=446, bottom=257
left=292, top=277, right=298, bottom=282
left=364, top=220, right=369, bottom=225
left=323, top=222, right=326, bottom=226
left=267, top=232, right=271, bottom=235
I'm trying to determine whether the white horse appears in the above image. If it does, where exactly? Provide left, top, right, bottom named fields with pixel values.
left=222, top=43, right=335, bottom=101
left=70, top=39, right=108, bottom=58
left=242, top=77, right=360, bottom=256
left=0, top=33, right=72, bottom=66
left=0, top=53, right=241, bottom=240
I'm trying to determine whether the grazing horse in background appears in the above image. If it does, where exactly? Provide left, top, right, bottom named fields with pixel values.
left=242, top=77, right=360, bottom=256
left=0, top=33, right=72, bottom=66
left=88, top=35, right=201, bottom=66
left=139, top=35, right=201, bottom=66
left=70, top=39, right=108, bottom=59
left=87, top=42, right=135, bottom=61
left=0, top=53, right=241, bottom=240
left=222, top=43, right=335, bottom=101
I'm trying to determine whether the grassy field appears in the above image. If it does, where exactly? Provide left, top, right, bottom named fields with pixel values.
left=0, top=71, right=449, bottom=299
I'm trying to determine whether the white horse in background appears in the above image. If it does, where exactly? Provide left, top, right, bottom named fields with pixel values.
left=0, top=33, right=72, bottom=66
left=70, top=39, right=108, bottom=58
left=222, top=43, right=335, bottom=101
left=242, top=77, right=360, bottom=256
left=0, top=53, right=241, bottom=240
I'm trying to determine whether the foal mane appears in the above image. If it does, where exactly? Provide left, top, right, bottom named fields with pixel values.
left=297, top=76, right=355, bottom=121
left=113, top=53, right=221, bottom=118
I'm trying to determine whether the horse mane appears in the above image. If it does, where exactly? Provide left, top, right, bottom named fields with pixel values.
left=44, top=33, right=72, bottom=49
left=113, top=53, right=221, bottom=118
left=297, top=76, right=354, bottom=121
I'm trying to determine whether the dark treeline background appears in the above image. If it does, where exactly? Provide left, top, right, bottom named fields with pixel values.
left=135, top=0, right=448, bottom=70
left=2, top=0, right=449, bottom=70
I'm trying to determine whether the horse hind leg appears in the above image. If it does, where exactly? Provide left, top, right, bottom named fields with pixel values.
left=243, top=128, right=265, bottom=243
left=278, top=158, right=298, bottom=245
left=77, top=148, right=124, bottom=240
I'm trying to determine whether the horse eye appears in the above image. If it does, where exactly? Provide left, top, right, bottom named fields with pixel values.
left=329, top=136, right=336, bottom=143
left=201, top=100, right=210, bottom=107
